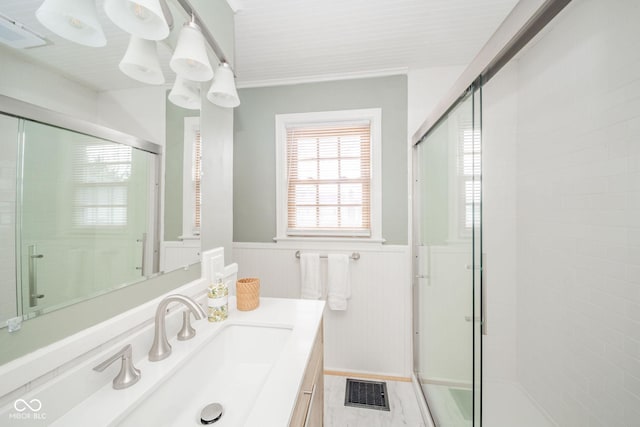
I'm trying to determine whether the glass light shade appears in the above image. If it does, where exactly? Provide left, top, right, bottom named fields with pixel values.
left=104, top=0, right=170, bottom=41
left=169, top=76, right=201, bottom=110
left=119, top=36, right=164, bottom=84
left=206, top=63, right=240, bottom=108
left=170, top=22, right=213, bottom=82
left=35, top=0, right=106, bottom=47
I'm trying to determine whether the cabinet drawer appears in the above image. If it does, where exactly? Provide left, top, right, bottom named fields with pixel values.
left=289, top=323, right=323, bottom=427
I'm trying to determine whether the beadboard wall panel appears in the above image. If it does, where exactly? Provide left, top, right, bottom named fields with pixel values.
left=232, top=242, right=412, bottom=378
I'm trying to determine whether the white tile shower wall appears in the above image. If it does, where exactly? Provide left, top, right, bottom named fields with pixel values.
left=232, top=243, right=412, bottom=377
left=0, top=115, right=18, bottom=325
left=511, top=0, right=640, bottom=425
left=481, top=60, right=519, bottom=382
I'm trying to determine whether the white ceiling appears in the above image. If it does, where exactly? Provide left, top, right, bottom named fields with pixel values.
left=231, top=0, right=520, bottom=86
left=0, top=0, right=186, bottom=91
left=0, top=0, right=519, bottom=92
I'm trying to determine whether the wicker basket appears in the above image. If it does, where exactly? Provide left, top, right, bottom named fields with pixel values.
left=236, top=278, right=260, bottom=311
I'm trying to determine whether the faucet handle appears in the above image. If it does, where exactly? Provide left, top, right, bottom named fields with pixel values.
left=93, top=344, right=141, bottom=390
left=177, top=310, right=196, bottom=341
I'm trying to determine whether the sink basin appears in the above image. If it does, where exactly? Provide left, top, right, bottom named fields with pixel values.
left=117, top=324, right=291, bottom=427
left=40, top=297, right=324, bottom=427
left=50, top=322, right=292, bottom=427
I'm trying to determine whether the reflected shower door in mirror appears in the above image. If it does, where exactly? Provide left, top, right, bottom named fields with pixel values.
left=14, top=118, right=158, bottom=319
left=414, top=88, right=482, bottom=426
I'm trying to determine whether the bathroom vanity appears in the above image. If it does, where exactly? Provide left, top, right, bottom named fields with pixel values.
left=290, top=323, right=323, bottom=427
left=0, top=251, right=325, bottom=427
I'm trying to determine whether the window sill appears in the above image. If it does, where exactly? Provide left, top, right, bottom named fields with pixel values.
left=178, top=235, right=201, bottom=241
left=272, top=236, right=386, bottom=244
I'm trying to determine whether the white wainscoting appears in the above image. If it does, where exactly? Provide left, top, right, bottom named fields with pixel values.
left=232, top=242, right=412, bottom=378
left=160, top=240, right=201, bottom=272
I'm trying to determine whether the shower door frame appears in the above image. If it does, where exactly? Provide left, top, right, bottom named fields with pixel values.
left=411, top=83, right=483, bottom=427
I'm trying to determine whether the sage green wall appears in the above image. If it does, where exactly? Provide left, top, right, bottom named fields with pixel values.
left=164, top=93, right=198, bottom=241
left=233, top=75, right=409, bottom=244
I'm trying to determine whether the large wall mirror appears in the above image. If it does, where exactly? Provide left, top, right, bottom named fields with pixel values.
left=0, top=105, right=163, bottom=325
left=0, top=0, right=210, bottom=331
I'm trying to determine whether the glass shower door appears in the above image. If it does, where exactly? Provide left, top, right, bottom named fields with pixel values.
left=19, top=120, right=155, bottom=316
left=413, top=87, right=482, bottom=426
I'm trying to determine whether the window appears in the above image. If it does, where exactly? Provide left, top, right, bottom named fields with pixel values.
left=460, top=127, right=481, bottom=231
left=73, top=142, right=132, bottom=227
left=182, top=117, right=201, bottom=238
left=276, top=109, right=382, bottom=240
left=449, top=113, right=481, bottom=240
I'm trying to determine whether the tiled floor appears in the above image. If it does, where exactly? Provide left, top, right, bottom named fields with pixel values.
left=324, top=375, right=426, bottom=427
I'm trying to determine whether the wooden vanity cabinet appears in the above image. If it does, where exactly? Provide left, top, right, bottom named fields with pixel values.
left=289, top=323, right=323, bottom=427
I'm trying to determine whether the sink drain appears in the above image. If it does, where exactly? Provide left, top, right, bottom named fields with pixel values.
left=200, top=402, right=223, bottom=425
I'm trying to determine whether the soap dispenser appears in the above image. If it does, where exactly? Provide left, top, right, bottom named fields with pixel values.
left=207, top=273, right=228, bottom=322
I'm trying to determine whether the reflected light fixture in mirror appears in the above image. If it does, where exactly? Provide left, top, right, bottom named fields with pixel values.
left=119, top=36, right=165, bottom=84
left=104, top=0, right=170, bottom=40
left=207, top=62, right=240, bottom=108
left=170, top=17, right=213, bottom=82
left=35, top=0, right=106, bottom=47
left=169, top=76, right=201, bottom=110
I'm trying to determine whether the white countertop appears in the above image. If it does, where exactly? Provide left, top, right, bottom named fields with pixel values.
left=49, top=296, right=325, bottom=427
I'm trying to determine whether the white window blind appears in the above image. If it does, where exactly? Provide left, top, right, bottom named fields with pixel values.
left=182, top=117, right=201, bottom=238
left=193, top=129, right=201, bottom=231
left=286, top=123, right=371, bottom=236
left=73, top=143, right=132, bottom=227
left=457, top=124, right=481, bottom=231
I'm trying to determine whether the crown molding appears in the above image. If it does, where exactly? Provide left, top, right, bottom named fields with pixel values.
left=236, top=67, right=409, bottom=89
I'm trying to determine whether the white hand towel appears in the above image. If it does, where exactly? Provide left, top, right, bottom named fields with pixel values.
left=300, top=253, right=321, bottom=299
left=328, top=254, right=351, bottom=310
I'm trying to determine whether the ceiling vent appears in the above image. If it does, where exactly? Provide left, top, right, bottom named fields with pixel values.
left=0, top=14, right=47, bottom=49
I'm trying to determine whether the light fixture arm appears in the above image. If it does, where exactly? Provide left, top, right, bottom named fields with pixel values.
left=159, top=0, right=174, bottom=30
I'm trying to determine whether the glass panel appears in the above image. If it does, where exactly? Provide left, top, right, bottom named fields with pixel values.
left=296, top=138, right=317, bottom=160
left=340, top=206, right=362, bottom=227
left=318, top=184, right=338, bottom=204
left=340, top=159, right=361, bottom=178
left=318, top=159, right=338, bottom=179
left=297, top=160, right=317, bottom=179
left=19, top=120, right=155, bottom=317
left=414, top=90, right=481, bottom=427
left=340, top=184, right=362, bottom=204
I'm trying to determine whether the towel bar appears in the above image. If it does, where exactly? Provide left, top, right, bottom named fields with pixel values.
left=295, top=250, right=360, bottom=261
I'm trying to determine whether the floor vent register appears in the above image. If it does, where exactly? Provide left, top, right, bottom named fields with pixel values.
left=344, top=378, right=390, bottom=411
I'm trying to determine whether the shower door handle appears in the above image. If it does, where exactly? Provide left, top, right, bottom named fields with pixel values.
left=136, top=233, right=148, bottom=277
left=465, top=255, right=487, bottom=335
left=28, top=244, right=45, bottom=307
left=482, top=253, right=487, bottom=336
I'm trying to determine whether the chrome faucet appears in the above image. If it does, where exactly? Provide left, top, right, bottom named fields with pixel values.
left=93, top=344, right=141, bottom=389
left=148, top=294, right=206, bottom=362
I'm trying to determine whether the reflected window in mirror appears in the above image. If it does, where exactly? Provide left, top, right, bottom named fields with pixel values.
left=73, top=142, right=132, bottom=228
left=182, top=116, right=201, bottom=239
